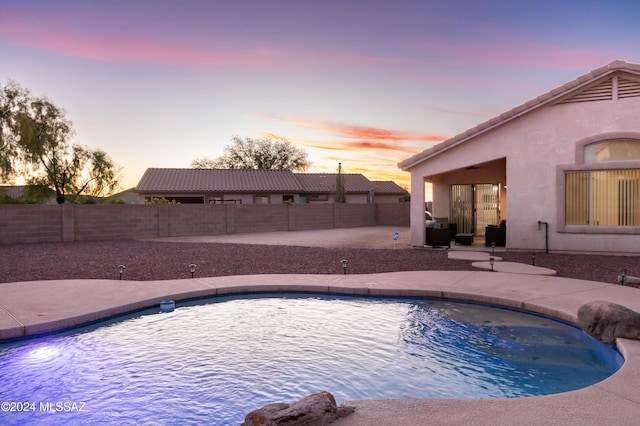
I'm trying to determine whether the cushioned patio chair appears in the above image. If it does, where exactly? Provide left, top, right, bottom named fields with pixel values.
left=426, top=227, right=450, bottom=248
left=485, top=220, right=506, bottom=247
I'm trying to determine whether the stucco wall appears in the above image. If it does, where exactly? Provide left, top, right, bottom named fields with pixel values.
left=0, top=205, right=62, bottom=243
left=0, top=202, right=409, bottom=244
left=407, top=95, right=640, bottom=254
left=374, top=194, right=404, bottom=203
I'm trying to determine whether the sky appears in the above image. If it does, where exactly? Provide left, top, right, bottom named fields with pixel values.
left=2, top=0, right=640, bottom=192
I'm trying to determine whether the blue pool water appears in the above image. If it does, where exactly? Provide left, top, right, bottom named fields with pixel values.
left=0, top=294, right=623, bottom=425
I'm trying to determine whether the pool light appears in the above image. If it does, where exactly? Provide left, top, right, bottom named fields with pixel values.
left=27, top=345, right=60, bottom=361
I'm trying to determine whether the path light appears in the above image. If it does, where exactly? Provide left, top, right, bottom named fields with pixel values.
left=620, top=268, right=627, bottom=286
left=189, top=263, right=197, bottom=278
left=532, top=254, right=536, bottom=266
left=489, top=257, right=495, bottom=272
left=341, top=259, right=348, bottom=275
left=117, top=265, right=125, bottom=280
left=491, top=242, right=495, bottom=254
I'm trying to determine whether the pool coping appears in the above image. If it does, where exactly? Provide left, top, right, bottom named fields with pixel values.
left=1, top=270, right=640, bottom=424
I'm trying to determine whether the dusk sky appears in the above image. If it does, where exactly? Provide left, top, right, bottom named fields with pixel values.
left=2, top=0, right=639, bottom=191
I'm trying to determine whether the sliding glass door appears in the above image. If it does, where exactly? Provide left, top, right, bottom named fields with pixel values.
left=449, top=184, right=500, bottom=235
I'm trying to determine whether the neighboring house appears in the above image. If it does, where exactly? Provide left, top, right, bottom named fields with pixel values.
left=399, top=60, right=640, bottom=254
left=134, top=168, right=406, bottom=204
left=0, top=186, right=27, bottom=201
left=371, top=180, right=411, bottom=203
left=0, top=185, right=57, bottom=204
left=105, top=188, right=146, bottom=204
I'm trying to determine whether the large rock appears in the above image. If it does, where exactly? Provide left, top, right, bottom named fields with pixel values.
left=242, top=391, right=355, bottom=426
left=578, top=300, right=640, bottom=345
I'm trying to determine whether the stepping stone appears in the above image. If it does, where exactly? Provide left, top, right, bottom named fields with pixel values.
left=448, top=251, right=502, bottom=261
left=471, top=261, right=556, bottom=275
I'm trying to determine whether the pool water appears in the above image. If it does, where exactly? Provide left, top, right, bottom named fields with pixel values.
left=0, top=294, right=623, bottom=425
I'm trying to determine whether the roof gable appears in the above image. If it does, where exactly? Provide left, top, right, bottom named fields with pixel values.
left=399, top=60, right=640, bottom=170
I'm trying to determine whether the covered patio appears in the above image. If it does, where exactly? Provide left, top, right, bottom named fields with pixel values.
left=400, top=61, right=640, bottom=253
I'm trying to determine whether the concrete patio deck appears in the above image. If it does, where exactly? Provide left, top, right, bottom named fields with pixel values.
left=1, top=227, right=639, bottom=424
left=2, top=271, right=640, bottom=424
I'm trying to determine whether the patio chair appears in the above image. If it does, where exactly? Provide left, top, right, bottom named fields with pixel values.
left=485, top=220, right=506, bottom=247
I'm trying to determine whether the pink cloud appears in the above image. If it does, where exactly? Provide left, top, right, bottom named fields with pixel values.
left=261, top=114, right=448, bottom=142
left=308, top=140, right=420, bottom=154
left=0, top=10, right=297, bottom=70
left=0, top=9, right=402, bottom=71
left=260, top=132, right=421, bottom=155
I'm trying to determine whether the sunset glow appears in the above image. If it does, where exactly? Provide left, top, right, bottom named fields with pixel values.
left=1, top=0, right=638, bottom=192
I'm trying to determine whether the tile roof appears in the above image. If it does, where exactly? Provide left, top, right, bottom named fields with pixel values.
left=371, top=180, right=406, bottom=195
left=135, top=169, right=398, bottom=194
left=398, top=60, right=640, bottom=170
left=136, top=168, right=303, bottom=193
left=295, top=173, right=375, bottom=193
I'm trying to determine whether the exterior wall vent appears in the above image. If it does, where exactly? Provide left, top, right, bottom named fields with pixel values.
left=618, top=77, right=640, bottom=99
left=559, top=78, right=613, bottom=104
left=558, top=73, right=640, bottom=105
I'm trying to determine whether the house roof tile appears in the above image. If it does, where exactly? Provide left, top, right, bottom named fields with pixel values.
left=398, top=60, right=640, bottom=170
left=135, top=168, right=399, bottom=195
left=371, top=180, right=406, bottom=195
left=295, top=173, right=375, bottom=193
left=136, top=168, right=303, bottom=193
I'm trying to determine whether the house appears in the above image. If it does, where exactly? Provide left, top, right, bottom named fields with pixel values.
left=134, top=168, right=406, bottom=204
left=398, top=60, right=640, bottom=254
left=0, top=185, right=57, bottom=204
left=369, top=180, right=411, bottom=203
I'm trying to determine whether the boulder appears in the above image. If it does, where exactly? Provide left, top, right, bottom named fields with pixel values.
left=242, top=391, right=355, bottom=426
left=577, top=300, right=640, bottom=345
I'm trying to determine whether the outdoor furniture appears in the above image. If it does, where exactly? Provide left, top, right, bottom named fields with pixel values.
left=455, top=233, right=474, bottom=245
left=485, top=222, right=506, bottom=246
left=426, top=227, right=450, bottom=248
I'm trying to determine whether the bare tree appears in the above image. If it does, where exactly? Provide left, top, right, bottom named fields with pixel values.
left=192, top=136, right=311, bottom=171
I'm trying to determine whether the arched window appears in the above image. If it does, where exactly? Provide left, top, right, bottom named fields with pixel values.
left=584, top=139, right=640, bottom=163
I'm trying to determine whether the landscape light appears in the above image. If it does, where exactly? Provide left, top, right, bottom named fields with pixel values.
left=491, top=242, right=495, bottom=254
left=532, top=254, right=536, bottom=266
left=489, top=257, right=495, bottom=272
left=341, top=259, right=348, bottom=275
left=117, top=265, right=125, bottom=280
left=620, top=268, right=627, bottom=286
left=189, top=263, right=197, bottom=278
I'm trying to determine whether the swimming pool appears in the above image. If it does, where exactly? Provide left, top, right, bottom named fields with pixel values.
left=0, top=293, right=623, bottom=425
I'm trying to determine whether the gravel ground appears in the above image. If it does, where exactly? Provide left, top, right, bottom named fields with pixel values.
left=0, top=240, right=638, bottom=286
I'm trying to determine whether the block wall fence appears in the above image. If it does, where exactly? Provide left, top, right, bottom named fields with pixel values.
left=0, top=203, right=409, bottom=244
